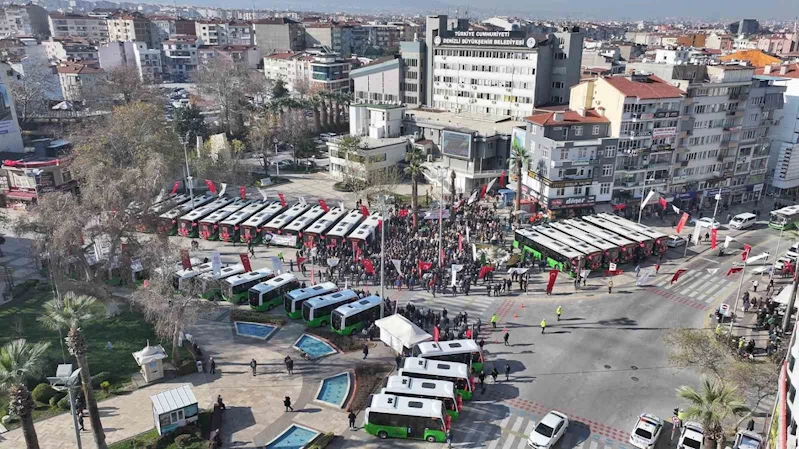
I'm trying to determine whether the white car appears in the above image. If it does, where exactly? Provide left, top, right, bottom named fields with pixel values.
left=678, top=422, right=704, bottom=449
left=732, top=430, right=762, bottom=449
left=629, top=414, right=663, bottom=449
left=527, top=411, right=569, bottom=449
left=694, top=217, right=721, bottom=229
left=667, top=235, right=687, bottom=248
left=775, top=257, right=793, bottom=271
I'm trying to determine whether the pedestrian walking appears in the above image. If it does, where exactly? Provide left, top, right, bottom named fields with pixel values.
left=447, top=429, right=453, bottom=448
left=250, top=358, right=257, bottom=377
left=608, top=279, right=614, bottom=294
left=635, top=265, right=641, bottom=278
left=286, top=358, right=294, bottom=374
left=540, top=318, right=547, bottom=334
left=362, top=344, right=369, bottom=359
left=491, top=313, right=498, bottom=329
left=209, top=357, right=216, bottom=374
left=503, top=332, right=510, bottom=346
left=753, top=280, right=759, bottom=292
left=556, top=305, right=563, bottom=321
left=284, top=396, right=294, bottom=412
left=348, top=410, right=357, bottom=430
left=491, top=367, right=498, bottom=383
left=655, top=264, right=660, bottom=274
left=478, top=339, right=485, bottom=351
left=395, top=355, right=402, bottom=369
left=504, top=363, right=511, bottom=381
left=78, top=413, right=85, bottom=431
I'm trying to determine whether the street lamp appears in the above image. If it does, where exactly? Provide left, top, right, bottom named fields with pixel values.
left=178, top=132, right=195, bottom=209
left=375, top=194, right=389, bottom=299
left=47, top=364, right=82, bottom=449
left=435, top=167, right=446, bottom=269
left=272, top=137, right=280, bottom=177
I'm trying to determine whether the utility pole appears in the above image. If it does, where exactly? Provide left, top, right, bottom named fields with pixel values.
left=179, top=132, right=195, bottom=209
left=438, top=168, right=445, bottom=269
left=781, top=251, right=799, bottom=333
left=377, top=195, right=387, bottom=299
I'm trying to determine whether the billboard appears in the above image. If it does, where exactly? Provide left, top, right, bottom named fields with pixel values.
left=511, top=127, right=526, bottom=151
left=441, top=131, right=472, bottom=159
left=0, top=83, right=13, bottom=134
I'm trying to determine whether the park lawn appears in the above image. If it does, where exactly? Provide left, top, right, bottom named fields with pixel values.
left=108, top=411, right=211, bottom=449
left=0, top=287, right=184, bottom=422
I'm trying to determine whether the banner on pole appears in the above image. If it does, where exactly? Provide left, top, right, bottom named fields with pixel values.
left=711, top=229, right=717, bottom=249
left=676, top=212, right=689, bottom=234
left=205, top=180, right=217, bottom=194
left=691, top=224, right=703, bottom=244
left=671, top=269, right=687, bottom=284
left=742, top=244, right=752, bottom=261
left=270, top=256, right=282, bottom=274
left=239, top=186, right=246, bottom=200
left=180, top=249, right=192, bottom=269
left=211, top=251, right=221, bottom=276
left=724, top=236, right=733, bottom=249
left=641, top=190, right=655, bottom=210
left=171, top=181, right=181, bottom=195
left=278, top=193, right=286, bottom=207
left=239, top=253, right=252, bottom=272
left=546, top=270, right=558, bottom=294
left=219, top=183, right=228, bottom=197
left=391, top=259, right=402, bottom=275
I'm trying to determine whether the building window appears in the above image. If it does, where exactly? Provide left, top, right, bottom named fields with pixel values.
left=573, top=186, right=583, bottom=195
left=602, top=164, right=613, bottom=177
left=605, top=146, right=616, bottom=158
left=552, top=81, right=564, bottom=89
left=556, top=187, right=565, bottom=196
left=574, top=126, right=583, bottom=136
left=592, top=125, right=600, bottom=136
left=600, top=183, right=610, bottom=195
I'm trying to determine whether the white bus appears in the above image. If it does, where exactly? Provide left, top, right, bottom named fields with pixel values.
left=262, top=203, right=311, bottom=243
left=177, top=196, right=235, bottom=238
left=564, top=218, right=638, bottom=263
left=326, top=209, right=364, bottom=246
left=157, top=193, right=216, bottom=235
left=399, top=357, right=474, bottom=400
left=411, top=339, right=485, bottom=372
left=249, top=273, right=301, bottom=311
left=198, top=200, right=249, bottom=240
left=197, top=264, right=245, bottom=300
left=172, top=262, right=214, bottom=291
left=331, top=295, right=383, bottom=336
left=302, top=290, right=359, bottom=327
left=349, top=212, right=382, bottom=247
left=282, top=205, right=327, bottom=247
left=283, top=281, right=339, bottom=319
left=382, top=375, right=461, bottom=419
left=770, top=205, right=799, bottom=230
left=302, top=207, right=346, bottom=247
left=218, top=200, right=270, bottom=243
left=364, top=394, right=449, bottom=442
left=220, top=268, right=275, bottom=304
left=240, top=201, right=286, bottom=243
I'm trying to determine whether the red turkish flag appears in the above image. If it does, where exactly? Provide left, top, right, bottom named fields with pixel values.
left=671, top=269, right=687, bottom=284
left=433, top=326, right=440, bottom=342
left=726, top=267, right=743, bottom=276
left=318, top=199, right=329, bottom=212
left=360, top=205, right=369, bottom=216
left=659, top=197, right=667, bottom=211
left=546, top=269, right=558, bottom=294
left=676, top=212, right=689, bottom=234
left=742, top=244, right=752, bottom=261
left=170, top=181, right=180, bottom=195
left=362, top=259, right=375, bottom=275
left=479, top=184, right=488, bottom=199
left=499, top=171, right=506, bottom=187
left=205, top=180, right=217, bottom=194
left=278, top=193, right=286, bottom=207
left=711, top=228, right=718, bottom=249
left=239, top=186, right=246, bottom=200
left=239, top=254, right=252, bottom=272
left=180, top=249, right=192, bottom=269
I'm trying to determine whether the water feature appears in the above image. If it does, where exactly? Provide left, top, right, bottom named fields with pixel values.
left=315, top=372, right=351, bottom=408
left=293, top=334, right=337, bottom=359
left=264, top=424, right=320, bottom=449
left=234, top=321, right=277, bottom=340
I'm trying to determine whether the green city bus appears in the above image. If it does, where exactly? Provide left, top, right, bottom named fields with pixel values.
left=399, top=357, right=475, bottom=401
left=412, top=339, right=485, bottom=373
left=198, top=264, right=244, bottom=300
left=220, top=268, right=274, bottom=304
left=382, top=375, right=461, bottom=419
left=283, top=282, right=338, bottom=319
left=172, top=263, right=214, bottom=292
left=302, top=290, right=359, bottom=327
left=330, top=295, right=383, bottom=336
left=249, top=274, right=300, bottom=312
left=363, top=394, right=449, bottom=443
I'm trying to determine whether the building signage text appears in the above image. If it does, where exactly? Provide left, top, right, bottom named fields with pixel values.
left=652, top=127, right=677, bottom=138
left=548, top=195, right=596, bottom=209
left=435, top=30, right=533, bottom=48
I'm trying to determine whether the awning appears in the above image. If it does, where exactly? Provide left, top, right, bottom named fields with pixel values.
left=375, top=314, right=432, bottom=353
left=774, top=286, right=794, bottom=306
left=5, top=190, right=36, bottom=201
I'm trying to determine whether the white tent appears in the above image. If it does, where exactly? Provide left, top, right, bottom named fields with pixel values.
left=774, top=286, right=795, bottom=306
left=375, top=314, right=432, bottom=354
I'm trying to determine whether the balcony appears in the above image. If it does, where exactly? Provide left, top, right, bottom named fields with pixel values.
left=680, top=160, right=689, bottom=167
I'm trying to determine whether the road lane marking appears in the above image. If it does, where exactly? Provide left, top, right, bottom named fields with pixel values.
left=488, top=440, right=499, bottom=449
left=524, top=421, right=535, bottom=436
left=503, top=435, right=517, bottom=449
left=512, top=417, right=525, bottom=433
left=500, top=415, right=512, bottom=429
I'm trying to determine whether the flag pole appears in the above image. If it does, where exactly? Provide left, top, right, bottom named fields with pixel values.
left=728, top=261, right=747, bottom=335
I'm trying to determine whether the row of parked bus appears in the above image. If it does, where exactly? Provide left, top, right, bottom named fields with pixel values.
left=513, top=213, right=669, bottom=274
left=146, top=193, right=382, bottom=248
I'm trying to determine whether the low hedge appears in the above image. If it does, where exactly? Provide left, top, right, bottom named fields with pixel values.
left=229, top=309, right=286, bottom=326
left=32, top=383, right=57, bottom=404
left=305, top=327, right=360, bottom=352
left=308, top=432, right=335, bottom=449
left=350, top=363, right=393, bottom=412
left=90, top=371, right=111, bottom=389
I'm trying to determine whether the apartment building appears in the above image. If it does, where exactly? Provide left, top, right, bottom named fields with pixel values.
left=569, top=73, right=684, bottom=207
left=304, top=23, right=351, bottom=55
left=194, top=20, right=253, bottom=46
left=48, top=13, right=109, bottom=41
left=56, top=61, right=106, bottom=101
left=350, top=41, right=425, bottom=108
left=198, top=45, right=261, bottom=69
left=107, top=12, right=159, bottom=49
left=263, top=50, right=353, bottom=93
left=425, top=15, right=583, bottom=119
left=517, top=109, right=620, bottom=216
left=162, top=35, right=201, bottom=82
left=43, top=38, right=99, bottom=62
left=0, top=5, right=49, bottom=39
left=364, top=24, right=401, bottom=49
left=761, top=64, right=799, bottom=195
left=252, top=17, right=304, bottom=56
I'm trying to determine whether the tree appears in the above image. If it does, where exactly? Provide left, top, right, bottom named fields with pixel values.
left=404, top=146, right=428, bottom=230
left=174, top=104, right=208, bottom=143
left=336, top=135, right=367, bottom=194
left=509, top=142, right=530, bottom=222
left=194, top=59, right=263, bottom=136
left=40, top=293, right=107, bottom=449
left=0, top=339, right=51, bottom=449
left=8, top=60, right=57, bottom=125
left=271, top=78, right=289, bottom=100
left=677, top=377, right=749, bottom=449
left=725, top=360, right=779, bottom=412
left=247, top=111, right=280, bottom=170
left=93, top=65, right=158, bottom=106
left=663, top=329, right=731, bottom=380
left=191, top=138, right=252, bottom=187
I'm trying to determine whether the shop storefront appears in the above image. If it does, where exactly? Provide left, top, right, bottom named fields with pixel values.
left=548, top=195, right=596, bottom=218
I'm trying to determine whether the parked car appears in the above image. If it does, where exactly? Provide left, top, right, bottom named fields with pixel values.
left=678, top=422, right=704, bottom=449
left=667, top=235, right=687, bottom=248
left=690, top=217, right=721, bottom=229
left=629, top=414, right=663, bottom=449
left=729, top=430, right=762, bottom=449
left=527, top=411, right=569, bottom=449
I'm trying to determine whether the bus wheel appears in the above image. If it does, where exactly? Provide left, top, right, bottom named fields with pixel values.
left=426, top=435, right=437, bottom=443
left=378, top=431, right=388, bottom=439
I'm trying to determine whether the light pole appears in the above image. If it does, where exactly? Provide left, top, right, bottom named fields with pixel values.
left=273, top=137, right=280, bottom=177
left=178, top=132, right=195, bottom=209
left=47, top=364, right=82, bottom=449
left=711, top=193, right=721, bottom=225
left=436, top=167, right=445, bottom=269
left=637, top=173, right=649, bottom=224
left=376, top=194, right=388, bottom=299
left=770, top=228, right=785, bottom=281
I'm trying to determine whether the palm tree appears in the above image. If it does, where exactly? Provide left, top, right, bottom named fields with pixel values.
left=677, top=377, right=750, bottom=449
left=40, top=292, right=107, bottom=449
left=316, top=93, right=329, bottom=132
left=509, top=142, right=530, bottom=223
left=0, top=339, right=51, bottom=449
left=404, top=146, right=428, bottom=230
left=311, top=96, right=322, bottom=132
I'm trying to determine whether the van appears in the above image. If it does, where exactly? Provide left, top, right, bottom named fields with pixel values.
left=729, top=213, right=756, bottom=230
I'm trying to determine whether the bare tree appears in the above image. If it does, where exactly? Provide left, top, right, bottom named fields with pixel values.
left=663, top=329, right=731, bottom=380
left=194, top=59, right=265, bottom=137
left=248, top=111, right=280, bottom=170
left=93, top=65, right=159, bottom=106
left=725, top=360, right=779, bottom=412
left=191, top=138, right=253, bottom=186
left=7, top=60, right=55, bottom=125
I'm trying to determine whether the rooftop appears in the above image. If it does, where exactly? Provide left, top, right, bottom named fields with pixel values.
left=718, top=49, right=782, bottom=68
left=406, top=108, right=525, bottom=137
left=602, top=74, right=685, bottom=99
left=755, top=63, right=799, bottom=79
left=525, top=109, right=609, bottom=126
left=56, top=61, right=104, bottom=74
left=252, top=17, right=298, bottom=25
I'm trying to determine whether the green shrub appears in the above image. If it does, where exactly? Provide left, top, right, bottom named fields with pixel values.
left=306, top=327, right=360, bottom=352
left=31, top=383, right=56, bottom=404
left=230, top=309, right=286, bottom=326
left=91, top=372, right=111, bottom=388
left=177, top=360, right=198, bottom=376
left=308, top=432, right=336, bottom=449
left=57, top=395, right=70, bottom=410
left=51, top=390, right=67, bottom=404
left=48, top=396, right=59, bottom=407
left=100, top=381, right=111, bottom=393
left=173, top=434, right=192, bottom=448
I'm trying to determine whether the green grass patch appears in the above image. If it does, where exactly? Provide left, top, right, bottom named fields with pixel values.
left=108, top=411, right=211, bottom=449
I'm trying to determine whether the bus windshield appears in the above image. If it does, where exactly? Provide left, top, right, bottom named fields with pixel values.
left=248, top=289, right=260, bottom=307
left=331, top=312, right=343, bottom=330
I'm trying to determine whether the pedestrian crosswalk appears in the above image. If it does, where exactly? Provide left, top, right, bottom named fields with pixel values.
left=651, top=270, right=738, bottom=306
left=392, top=287, right=501, bottom=321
